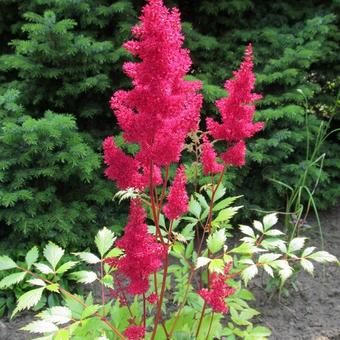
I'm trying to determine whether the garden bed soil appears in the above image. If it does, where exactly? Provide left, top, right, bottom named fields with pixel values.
left=1, top=206, right=339, bottom=340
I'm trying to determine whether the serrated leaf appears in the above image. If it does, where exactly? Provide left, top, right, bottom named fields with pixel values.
left=34, top=263, right=54, bottom=275
left=239, top=225, right=255, bottom=238
left=0, top=256, right=17, bottom=271
left=22, top=320, right=58, bottom=333
left=263, top=264, right=274, bottom=277
left=95, top=227, right=115, bottom=258
left=27, top=278, right=46, bottom=287
left=12, top=287, right=45, bottom=318
left=250, top=326, right=271, bottom=337
left=263, top=213, right=278, bottom=230
left=208, top=259, right=224, bottom=274
left=105, top=248, right=124, bottom=258
left=230, top=242, right=259, bottom=255
left=214, top=206, right=241, bottom=223
left=308, top=251, right=338, bottom=263
left=43, top=242, right=65, bottom=270
left=300, top=259, right=314, bottom=274
left=26, top=246, right=39, bottom=269
left=301, top=247, right=316, bottom=257
left=265, top=229, right=284, bottom=236
left=101, top=274, right=114, bottom=289
left=73, top=252, right=100, bottom=264
left=81, top=305, right=100, bottom=319
left=46, top=283, right=59, bottom=292
left=0, top=272, right=26, bottom=289
left=258, top=253, right=282, bottom=264
left=56, top=261, right=78, bottom=274
left=189, top=198, right=201, bottom=218
left=241, top=265, right=258, bottom=286
left=39, top=307, right=72, bottom=324
left=288, top=238, right=306, bottom=253
left=69, top=271, right=97, bottom=284
left=253, top=220, right=263, bottom=233
left=207, top=229, right=226, bottom=254
left=196, top=257, right=211, bottom=269
left=213, top=195, right=242, bottom=212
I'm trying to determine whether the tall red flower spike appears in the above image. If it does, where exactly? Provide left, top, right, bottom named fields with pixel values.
left=116, top=200, right=166, bottom=295
left=206, top=44, right=264, bottom=167
left=104, top=0, right=203, bottom=190
left=201, top=136, right=224, bottom=175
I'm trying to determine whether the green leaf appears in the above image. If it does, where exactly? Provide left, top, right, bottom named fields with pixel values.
left=105, top=248, right=123, bottom=258
left=258, top=253, right=281, bottom=264
left=301, top=247, right=316, bottom=257
left=39, top=306, right=72, bottom=324
left=0, top=272, right=26, bottom=289
left=0, top=256, right=17, bottom=271
left=239, top=225, right=255, bottom=238
left=300, top=258, right=314, bottom=274
left=209, top=259, right=224, bottom=274
left=25, top=246, right=39, bottom=269
left=213, top=196, right=242, bottom=211
left=196, top=257, right=211, bottom=269
left=241, top=265, right=258, bottom=286
left=288, top=238, right=306, bottom=253
left=46, top=283, right=59, bottom=292
left=81, top=305, right=100, bottom=319
left=69, top=271, right=97, bottom=284
left=253, top=220, right=263, bottom=233
left=95, top=227, right=115, bottom=258
left=189, top=197, right=201, bottom=218
left=27, top=278, right=46, bottom=287
left=207, top=229, right=226, bottom=254
left=101, top=274, right=114, bottom=289
left=214, top=207, right=241, bottom=224
left=265, top=229, right=284, bottom=236
left=250, top=326, right=271, bottom=337
left=73, top=252, right=100, bottom=264
left=43, top=242, right=65, bottom=270
left=12, top=287, right=45, bottom=318
left=34, top=263, right=54, bottom=275
left=308, top=251, right=338, bottom=263
left=21, top=320, right=58, bottom=333
left=262, top=213, right=278, bottom=230
left=56, top=261, right=78, bottom=274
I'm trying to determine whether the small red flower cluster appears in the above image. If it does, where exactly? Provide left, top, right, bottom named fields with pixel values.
left=198, top=263, right=235, bottom=313
left=116, top=200, right=166, bottom=295
left=203, top=44, right=264, bottom=171
left=124, top=325, right=145, bottom=340
left=163, top=166, right=189, bottom=220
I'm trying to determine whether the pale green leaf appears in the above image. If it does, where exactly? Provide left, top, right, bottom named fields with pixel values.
left=73, top=252, right=100, bottom=264
left=207, top=229, right=226, bottom=254
left=0, top=272, right=26, bottom=289
left=22, top=320, right=58, bottom=333
left=308, top=251, right=338, bottom=263
left=258, top=253, right=281, bottom=264
left=241, top=265, right=258, bottom=286
left=239, top=225, right=255, bottom=238
left=253, top=220, right=263, bottom=233
left=95, top=227, right=115, bottom=258
left=214, top=206, right=241, bottom=224
left=209, top=259, right=224, bottom=274
left=27, top=278, right=46, bottom=287
left=301, top=247, right=316, bottom=257
left=25, top=246, right=39, bottom=269
left=39, top=307, right=72, bottom=324
left=300, top=259, right=314, bottom=274
left=196, top=257, right=211, bottom=269
left=0, top=256, right=17, bottom=271
left=263, top=213, right=278, bottom=230
left=265, top=229, right=284, bottom=236
left=288, top=238, right=306, bottom=253
left=43, top=242, right=65, bottom=270
left=69, top=271, right=97, bottom=284
left=189, top=197, right=201, bottom=218
left=212, top=195, right=242, bottom=211
left=46, top=283, right=59, bottom=292
left=263, top=264, right=274, bottom=277
left=12, top=287, right=45, bottom=318
left=34, top=263, right=54, bottom=275
left=56, top=261, right=78, bottom=274
left=81, top=305, right=100, bottom=319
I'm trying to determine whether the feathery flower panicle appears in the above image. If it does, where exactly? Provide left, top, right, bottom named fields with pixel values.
left=124, top=325, right=145, bottom=340
left=107, top=0, right=202, bottom=178
left=116, top=200, right=166, bottom=294
left=198, top=263, right=235, bottom=313
left=201, top=136, right=224, bottom=175
left=206, top=44, right=264, bottom=167
left=163, top=165, right=188, bottom=220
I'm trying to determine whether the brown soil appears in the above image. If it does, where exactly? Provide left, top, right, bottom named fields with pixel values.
left=1, top=206, right=339, bottom=340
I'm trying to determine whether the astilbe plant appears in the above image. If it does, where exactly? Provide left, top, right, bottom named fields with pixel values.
left=0, top=0, right=338, bottom=339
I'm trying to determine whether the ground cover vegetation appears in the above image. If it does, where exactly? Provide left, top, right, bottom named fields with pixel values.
left=0, top=1, right=338, bottom=339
